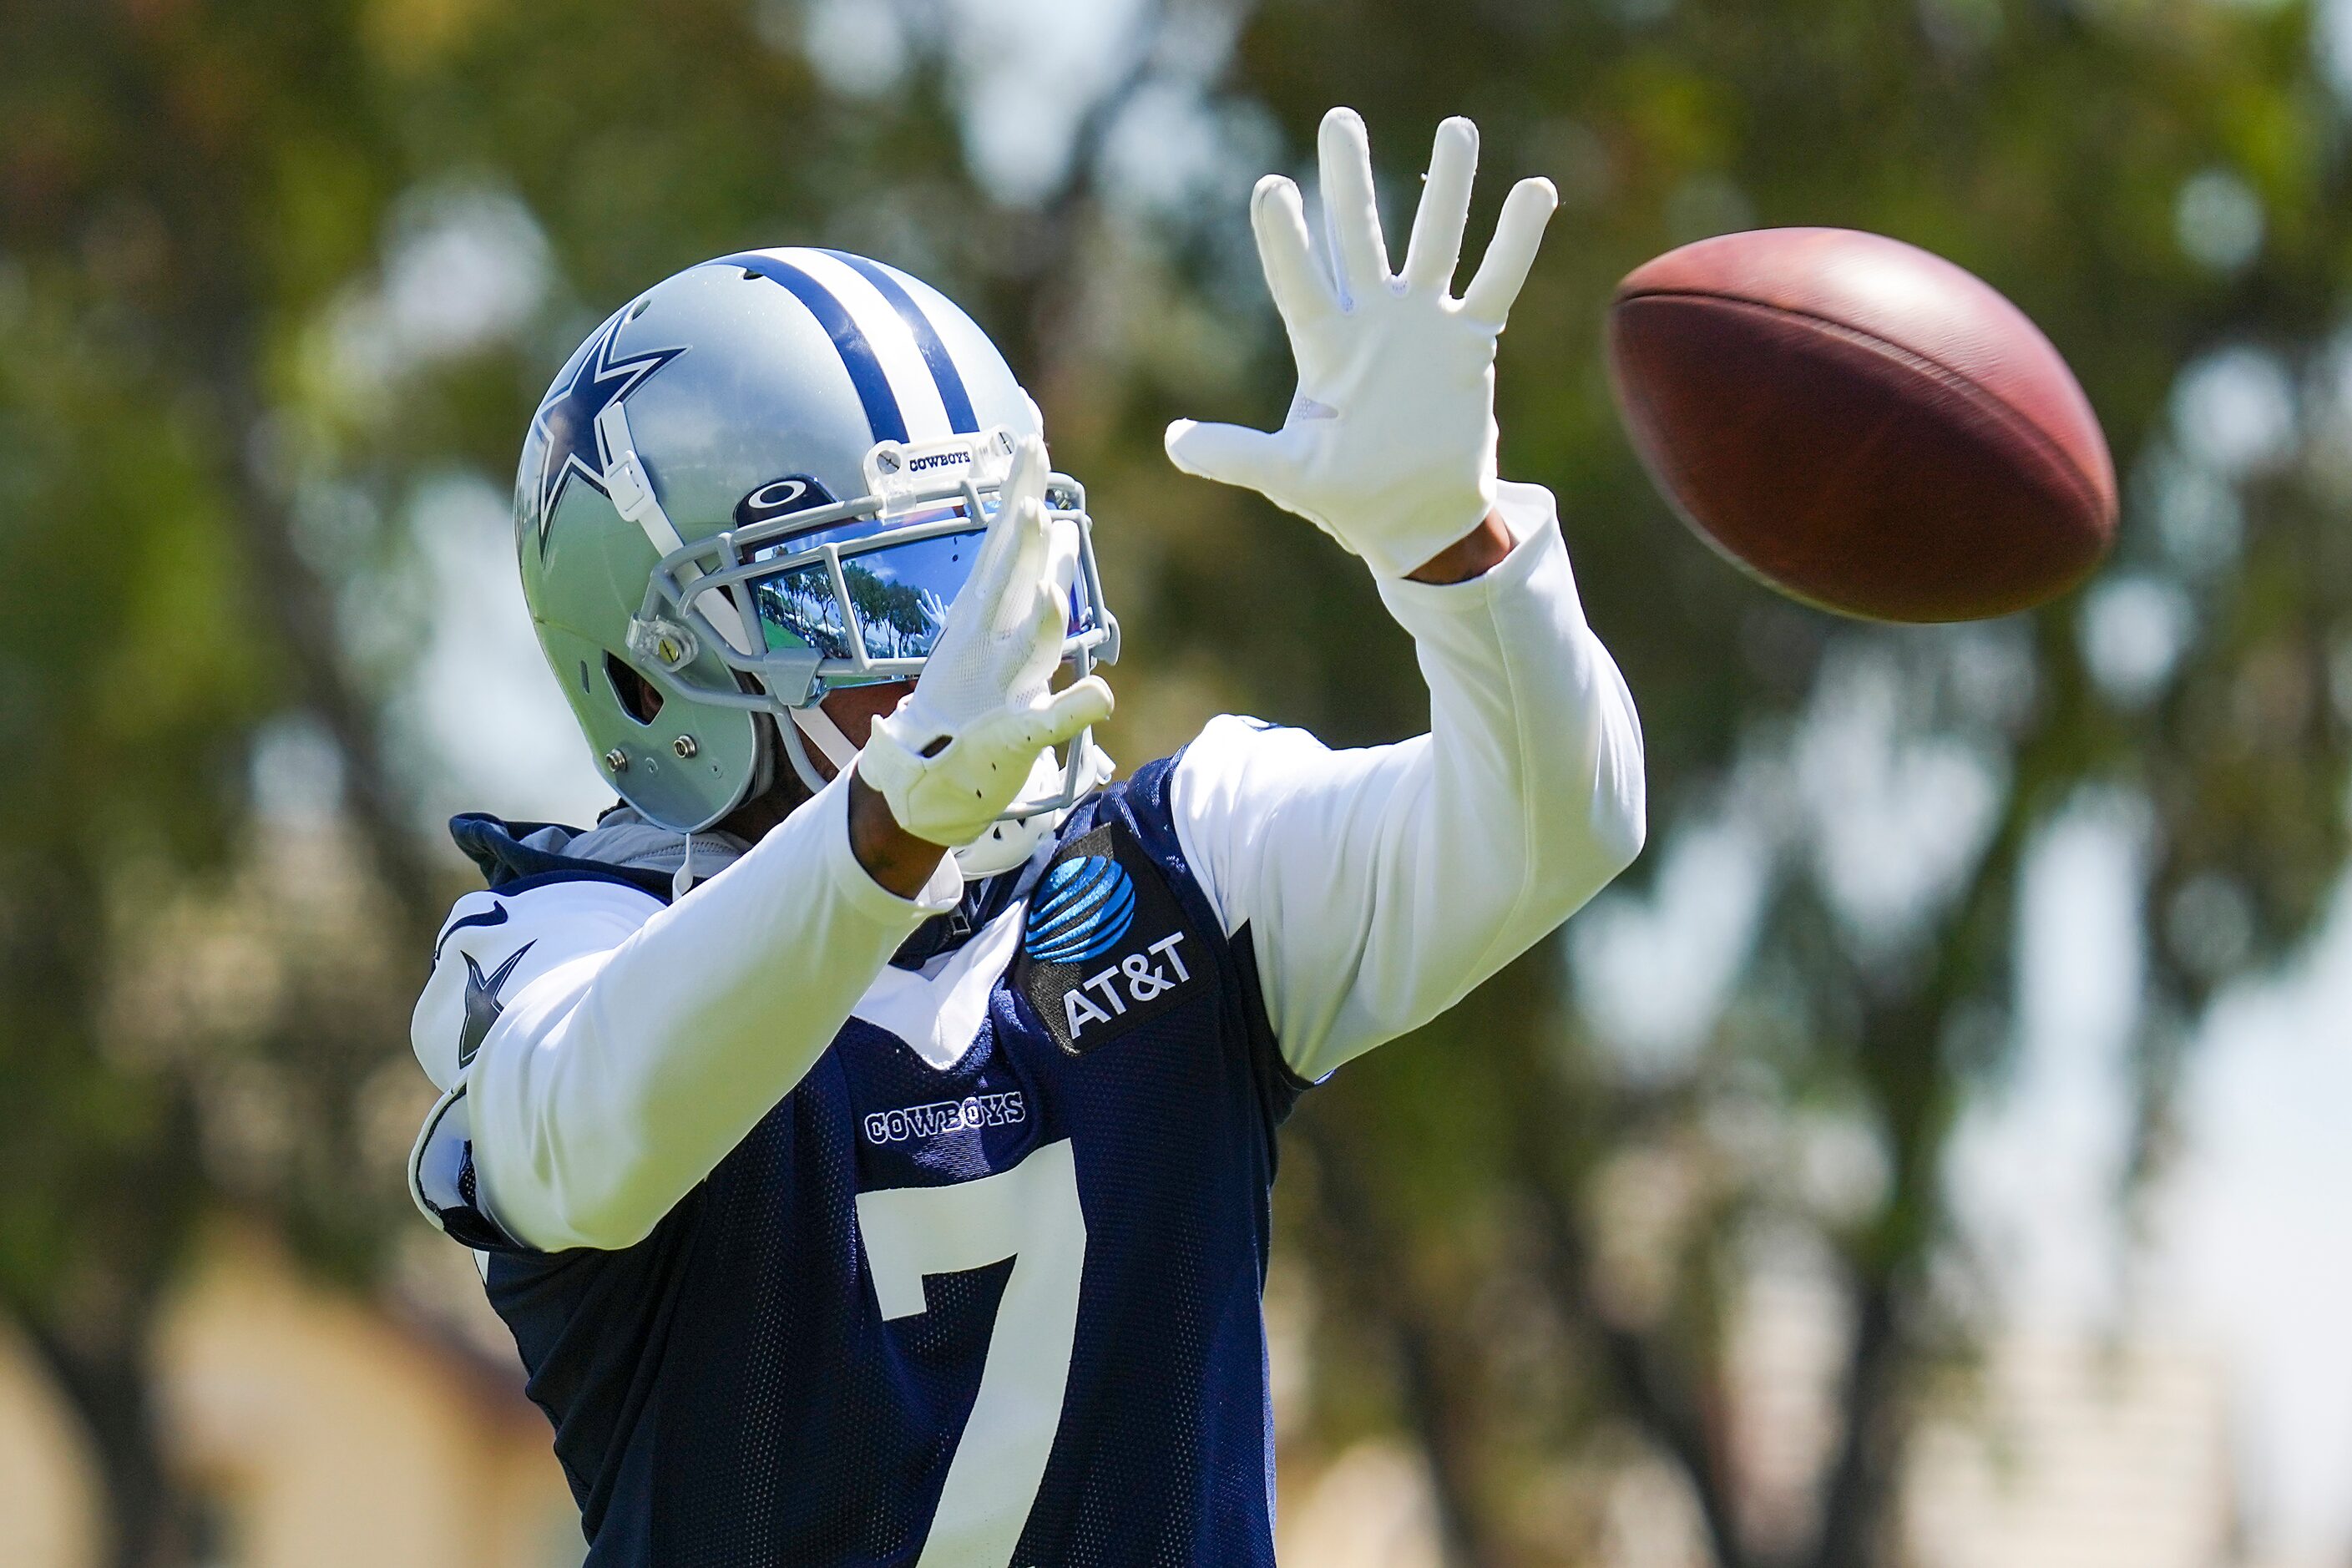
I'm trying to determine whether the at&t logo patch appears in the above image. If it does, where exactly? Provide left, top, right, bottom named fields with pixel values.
left=1056, top=933, right=1191, bottom=1042
left=1012, top=822, right=1205, bottom=1055
left=1023, top=855, right=1136, bottom=964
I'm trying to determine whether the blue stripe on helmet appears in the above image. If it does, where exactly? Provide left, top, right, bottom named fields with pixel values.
left=720, top=252, right=909, bottom=444
left=823, top=250, right=980, bottom=435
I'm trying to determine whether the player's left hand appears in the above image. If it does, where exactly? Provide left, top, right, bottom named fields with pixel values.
left=858, top=435, right=1112, bottom=852
left=1164, top=108, right=1557, bottom=580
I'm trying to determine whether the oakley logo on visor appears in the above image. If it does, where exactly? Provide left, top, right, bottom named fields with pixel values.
left=736, top=475, right=837, bottom=528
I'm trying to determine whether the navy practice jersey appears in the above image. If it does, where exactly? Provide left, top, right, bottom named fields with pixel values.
left=412, top=756, right=1309, bottom=1566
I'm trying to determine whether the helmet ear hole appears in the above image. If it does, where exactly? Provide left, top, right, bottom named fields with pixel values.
left=605, top=653, right=665, bottom=726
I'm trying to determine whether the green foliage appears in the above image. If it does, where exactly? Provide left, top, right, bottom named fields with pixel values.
left=5, top=0, right=2352, bottom=1561
left=1210, top=1, right=2352, bottom=1560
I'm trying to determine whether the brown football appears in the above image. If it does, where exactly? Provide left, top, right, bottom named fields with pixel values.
left=1606, top=227, right=2116, bottom=623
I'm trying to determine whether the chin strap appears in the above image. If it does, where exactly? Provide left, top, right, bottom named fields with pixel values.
left=790, top=710, right=865, bottom=780
left=949, top=739, right=1117, bottom=879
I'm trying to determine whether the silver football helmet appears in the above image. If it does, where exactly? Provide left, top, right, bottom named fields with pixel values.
left=515, top=248, right=1117, bottom=872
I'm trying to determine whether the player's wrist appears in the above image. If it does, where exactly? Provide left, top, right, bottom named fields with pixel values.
left=1404, top=508, right=1514, bottom=584
left=847, top=770, right=950, bottom=899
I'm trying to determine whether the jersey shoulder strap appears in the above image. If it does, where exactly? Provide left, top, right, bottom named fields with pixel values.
left=409, top=843, right=666, bottom=1252
left=448, top=812, right=675, bottom=901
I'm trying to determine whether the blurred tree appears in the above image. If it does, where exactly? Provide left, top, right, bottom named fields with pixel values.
left=0, top=2, right=438, bottom=1556
left=1181, top=1, right=2352, bottom=1563
left=4, top=0, right=2351, bottom=1564
left=0, top=0, right=1152, bottom=1557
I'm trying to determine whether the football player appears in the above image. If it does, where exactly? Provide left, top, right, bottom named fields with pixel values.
left=408, top=108, right=1643, bottom=1565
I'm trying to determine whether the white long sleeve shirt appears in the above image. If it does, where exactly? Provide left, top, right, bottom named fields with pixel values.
left=411, top=482, right=1644, bottom=1252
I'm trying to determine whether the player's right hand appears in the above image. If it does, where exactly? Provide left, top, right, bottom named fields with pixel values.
left=857, top=435, right=1113, bottom=851
left=1163, top=108, right=1556, bottom=580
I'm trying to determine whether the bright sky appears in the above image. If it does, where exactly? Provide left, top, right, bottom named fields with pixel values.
left=1962, top=798, right=2352, bottom=1565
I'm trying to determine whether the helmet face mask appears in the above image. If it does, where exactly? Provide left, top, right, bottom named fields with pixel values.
left=633, top=427, right=1117, bottom=706
left=630, top=423, right=1119, bottom=831
left=516, top=248, right=1118, bottom=852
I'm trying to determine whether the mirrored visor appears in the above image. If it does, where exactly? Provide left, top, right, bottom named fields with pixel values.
left=746, top=503, right=1096, bottom=685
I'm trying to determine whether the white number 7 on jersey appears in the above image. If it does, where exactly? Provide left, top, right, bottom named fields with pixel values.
left=856, top=1139, right=1088, bottom=1568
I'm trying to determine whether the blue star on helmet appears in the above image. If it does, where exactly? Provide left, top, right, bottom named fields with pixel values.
left=529, top=311, right=685, bottom=557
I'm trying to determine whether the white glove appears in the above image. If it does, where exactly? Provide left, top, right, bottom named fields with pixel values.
left=1165, top=109, right=1557, bottom=580
left=857, top=435, right=1114, bottom=850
